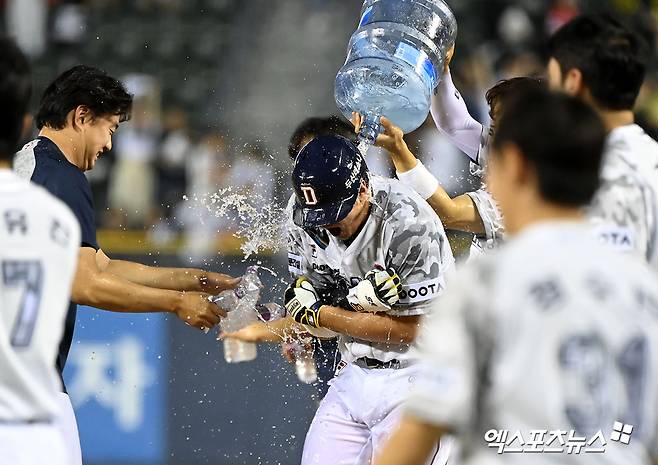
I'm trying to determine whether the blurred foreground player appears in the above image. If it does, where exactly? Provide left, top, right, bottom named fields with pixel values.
left=284, top=135, right=455, bottom=465
left=375, top=90, right=658, bottom=465
left=13, top=65, right=239, bottom=464
left=548, top=14, right=658, bottom=268
left=0, top=38, right=78, bottom=465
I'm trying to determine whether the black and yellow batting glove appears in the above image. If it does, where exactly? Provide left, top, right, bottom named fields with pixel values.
left=284, top=277, right=324, bottom=328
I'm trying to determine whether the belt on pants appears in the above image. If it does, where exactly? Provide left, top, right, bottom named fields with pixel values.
left=354, top=357, right=406, bottom=370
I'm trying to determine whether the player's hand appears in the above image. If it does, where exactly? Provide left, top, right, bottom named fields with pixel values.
left=198, top=271, right=241, bottom=294
left=350, top=113, right=417, bottom=172
left=220, top=322, right=272, bottom=343
left=344, top=267, right=401, bottom=313
left=174, top=291, right=227, bottom=331
left=284, top=278, right=324, bottom=328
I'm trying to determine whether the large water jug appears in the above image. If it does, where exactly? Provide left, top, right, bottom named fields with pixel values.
left=335, top=0, right=457, bottom=143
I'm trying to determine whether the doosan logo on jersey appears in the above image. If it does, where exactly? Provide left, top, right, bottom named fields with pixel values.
left=398, top=278, right=443, bottom=304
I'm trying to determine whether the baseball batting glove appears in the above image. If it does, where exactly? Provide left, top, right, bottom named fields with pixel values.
left=343, top=266, right=401, bottom=313
left=284, top=277, right=324, bottom=328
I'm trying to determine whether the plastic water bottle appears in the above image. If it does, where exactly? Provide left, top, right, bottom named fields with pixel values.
left=256, top=304, right=318, bottom=384
left=290, top=339, right=318, bottom=384
left=212, top=266, right=262, bottom=363
left=335, top=0, right=457, bottom=143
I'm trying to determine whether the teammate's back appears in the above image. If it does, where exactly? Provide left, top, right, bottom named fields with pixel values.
left=454, top=223, right=658, bottom=464
left=0, top=172, right=80, bottom=422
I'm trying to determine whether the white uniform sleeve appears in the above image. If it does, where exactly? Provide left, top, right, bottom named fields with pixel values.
left=430, top=70, right=485, bottom=164
left=405, top=261, right=493, bottom=434
left=465, top=186, right=504, bottom=241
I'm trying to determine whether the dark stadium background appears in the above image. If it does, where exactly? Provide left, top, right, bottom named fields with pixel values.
left=5, top=0, right=657, bottom=463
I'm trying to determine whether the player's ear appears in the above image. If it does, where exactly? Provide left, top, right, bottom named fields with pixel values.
left=72, top=105, right=91, bottom=129
left=563, top=68, right=584, bottom=97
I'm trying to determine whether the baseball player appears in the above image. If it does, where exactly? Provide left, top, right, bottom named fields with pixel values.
left=0, top=38, right=80, bottom=465
left=13, top=65, right=237, bottom=464
left=357, top=70, right=542, bottom=258
left=375, top=89, right=658, bottom=465
left=547, top=14, right=658, bottom=269
left=282, top=134, right=455, bottom=465
left=235, top=116, right=359, bottom=395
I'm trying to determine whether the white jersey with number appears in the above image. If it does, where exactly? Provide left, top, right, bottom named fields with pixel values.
left=589, top=124, right=658, bottom=270
left=287, top=176, right=455, bottom=364
left=407, top=221, right=658, bottom=465
left=0, top=169, right=80, bottom=422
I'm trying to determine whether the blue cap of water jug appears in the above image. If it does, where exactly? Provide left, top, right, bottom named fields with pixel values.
left=292, top=135, right=369, bottom=228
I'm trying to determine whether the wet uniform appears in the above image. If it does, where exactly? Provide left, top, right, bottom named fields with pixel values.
left=288, top=176, right=455, bottom=465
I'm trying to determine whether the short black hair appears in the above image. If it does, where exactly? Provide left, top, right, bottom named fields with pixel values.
left=0, top=37, right=31, bottom=161
left=548, top=14, right=647, bottom=111
left=485, top=77, right=544, bottom=120
left=36, top=65, right=133, bottom=130
left=491, top=89, right=606, bottom=207
left=288, top=116, right=356, bottom=159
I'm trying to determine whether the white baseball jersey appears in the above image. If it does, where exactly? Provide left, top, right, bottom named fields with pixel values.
left=407, top=221, right=658, bottom=465
left=287, top=176, right=455, bottom=364
left=0, top=169, right=80, bottom=422
left=588, top=124, right=658, bottom=270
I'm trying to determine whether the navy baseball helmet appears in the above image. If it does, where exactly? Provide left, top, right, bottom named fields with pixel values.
left=292, top=135, right=369, bottom=228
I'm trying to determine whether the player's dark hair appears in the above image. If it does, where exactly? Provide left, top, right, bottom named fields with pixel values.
left=35, top=65, right=133, bottom=130
left=0, top=37, right=31, bottom=161
left=485, top=77, right=544, bottom=121
left=491, top=89, right=606, bottom=207
left=548, top=14, right=647, bottom=111
left=288, top=116, right=357, bottom=159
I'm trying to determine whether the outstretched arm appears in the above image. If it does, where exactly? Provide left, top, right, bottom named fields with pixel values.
left=222, top=317, right=305, bottom=343
left=352, top=114, right=485, bottom=234
left=71, top=247, right=227, bottom=330
left=430, top=69, right=483, bottom=162
left=97, top=249, right=240, bottom=293
left=318, top=306, right=420, bottom=344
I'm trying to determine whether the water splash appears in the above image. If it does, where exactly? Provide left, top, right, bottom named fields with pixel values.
left=184, top=186, right=288, bottom=259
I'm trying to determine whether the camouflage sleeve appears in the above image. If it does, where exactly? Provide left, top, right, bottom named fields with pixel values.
left=405, top=261, right=493, bottom=433
left=588, top=174, right=652, bottom=258
left=465, top=186, right=504, bottom=241
left=384, top=197, right=454, bottom=317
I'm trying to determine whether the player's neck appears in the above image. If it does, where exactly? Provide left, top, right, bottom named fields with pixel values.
left=39, top=127, right=84, bottom=169
left=0, top=159, right=10, bottom=169
left=505, top=200, right=583, bottom=236
left=595, top=107, right=635, bottom=133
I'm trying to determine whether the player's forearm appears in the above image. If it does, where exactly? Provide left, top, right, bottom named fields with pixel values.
left=373, top=416, right=446, bottom=465
left=260, top=317, right=307, bottom=342
left=430, top=70, right=483, bottom=161
left=105, top=260, right=204, bottom=291
left=427, top=191, right=485, bottom=234
left=387, top=142, right=419, bottom=174
left=72, top=270, right=182, bottom=313
left=318, top=306, right=419, bottom=343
